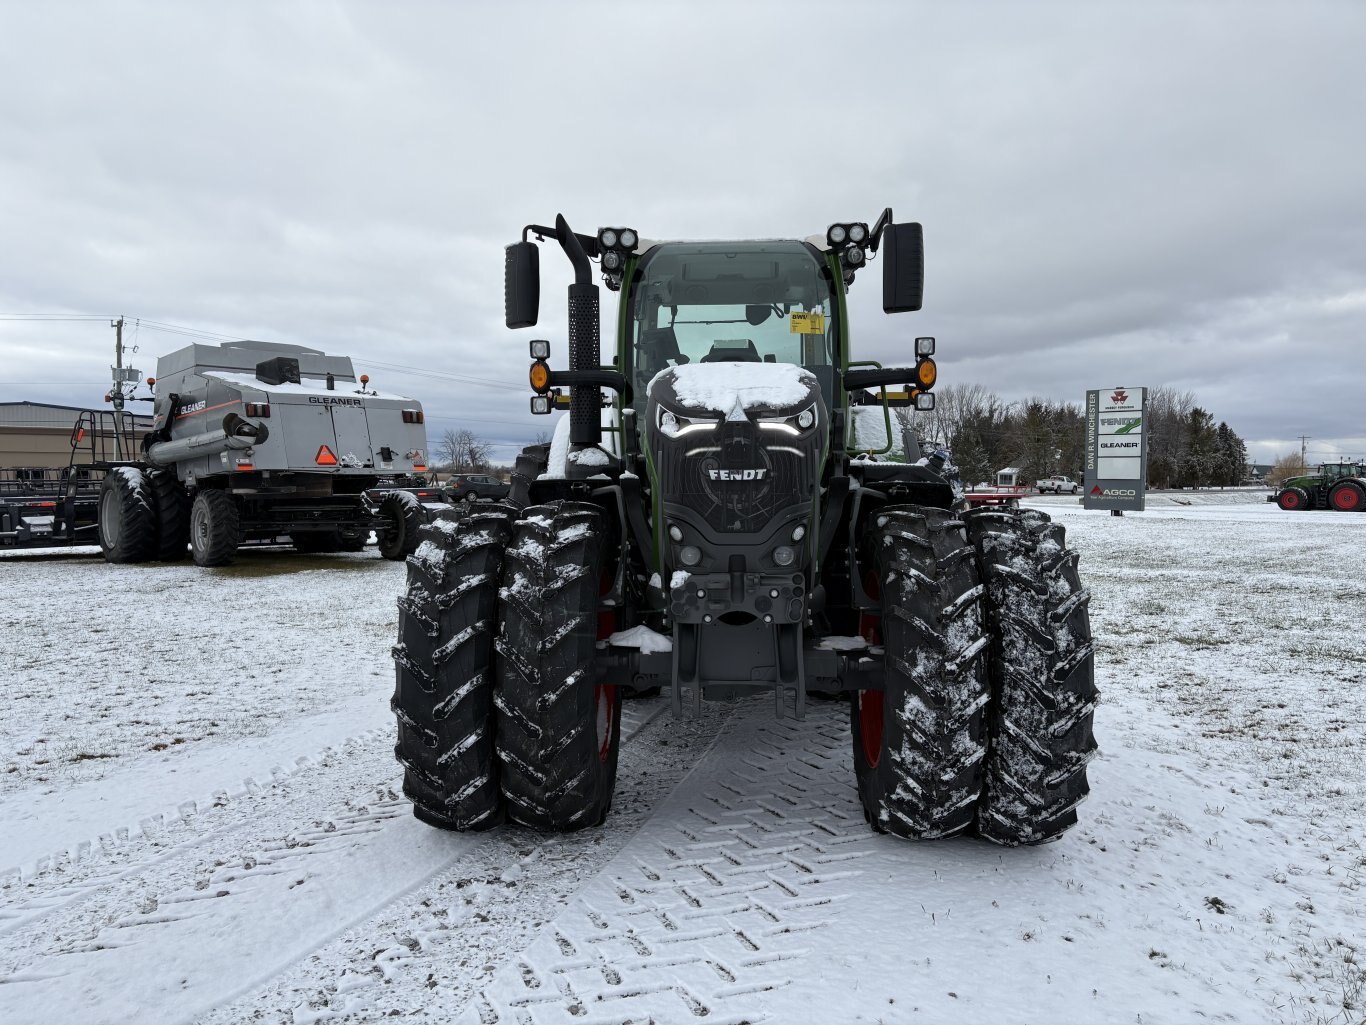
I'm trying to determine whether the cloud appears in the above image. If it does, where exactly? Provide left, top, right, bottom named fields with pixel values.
left=1, top=1, right=1362, bottom=466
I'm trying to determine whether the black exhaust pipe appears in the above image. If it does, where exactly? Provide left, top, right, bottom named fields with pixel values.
left=555, top=214, right=602, bottom=447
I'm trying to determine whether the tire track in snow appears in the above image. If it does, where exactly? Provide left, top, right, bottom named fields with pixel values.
left=0, top=728, right=393, bottom=938
left=0, top=698, right=670, bottom=1025
left=196, top=701, right=872, bottom=1025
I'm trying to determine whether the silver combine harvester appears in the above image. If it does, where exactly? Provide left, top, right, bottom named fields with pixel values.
left=97, top=340, right=432, bottom=567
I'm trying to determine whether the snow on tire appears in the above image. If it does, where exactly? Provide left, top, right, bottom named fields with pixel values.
left=98, top=467, right=157, bottom=564
left=378, top=492, right=424, bottom=561
left=508, top=442, right=550, bottom=509
left=494, top=500, right=622, bottom=831
left=851, top=506, right=990, bottom=840
left=965, top=507, right=1098, bottom=845
left=392, top=503, right=517, bottom=830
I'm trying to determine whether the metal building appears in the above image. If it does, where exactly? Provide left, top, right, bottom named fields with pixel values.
left=0, top=401, right=153, bottom=468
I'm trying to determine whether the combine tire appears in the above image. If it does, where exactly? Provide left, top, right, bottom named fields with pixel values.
left=851, top=507, right=990, bottom=840
left=378, top=493, right=423, bottom=561
left=965, top=507, right=1098, bottom=845
left=392, top=504, right=517, bottom=830
left=189, top=490, right=241, bottom=567
left=1329, top=482, right=1364, bottom=512
left=508, top=443, right=551, bottom=508
left=495, top=501, right=621, bottom=831
left=147, top=469, right=190, bottom=561
left=98, top=468, right=157, bottom=564
left=1277, top=487, right=1309, bottom=511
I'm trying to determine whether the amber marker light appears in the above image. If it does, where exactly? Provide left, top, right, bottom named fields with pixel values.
left=916, top=358, right=937, bottom=389
left=529, top=362, right=551, bottom=392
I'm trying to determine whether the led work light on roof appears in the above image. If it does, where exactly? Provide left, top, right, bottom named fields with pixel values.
left=602, top=250, right=623, bottom=271
left=619, top=228, right=637, bottom=249
left=848, top=223, right=868, bottom=243
left=843, top=246, right=865, bottom=267
left=599, top=228, right=618, bottom=249
left=915, top=392, right=936, bottom=411
left=530, top=394, right=552, bottom=415
left=827, top=224, right=848, bottom=246
left=530, top=339, right=550, bottom=360
left=915, top=336, right=936, bottom=356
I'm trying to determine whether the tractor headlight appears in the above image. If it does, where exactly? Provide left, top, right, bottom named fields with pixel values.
left=772, top=546, right=796, bottom=567
left=599, top=228, right=618, bottom=249
left=843, top=246, right=865, bottom=266
left=602, top=250, right=622, bottom=271
left=848, top=222, right=868, bottom=243
left=619, top=228, right=638, bottom=249
left=679, top=545, right=702, bottom=566
left=656, top=407, right=716, bottom=437
left=915, top=336, right=935, bottom=356
left=827, top=224, right=848, bottom=246
left=758, top=403, right=817, bottom=435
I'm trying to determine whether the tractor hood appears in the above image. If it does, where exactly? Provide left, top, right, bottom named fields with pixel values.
left=648, top=362, right=820, bottom=423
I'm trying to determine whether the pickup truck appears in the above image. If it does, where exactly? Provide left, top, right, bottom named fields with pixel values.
left=1035, top=475, right=1080, bottom=494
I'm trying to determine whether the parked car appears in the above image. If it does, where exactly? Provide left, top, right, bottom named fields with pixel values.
left=1035, top=475, right=1080, bottom=494
left=444, top=473, right=510, bottom=502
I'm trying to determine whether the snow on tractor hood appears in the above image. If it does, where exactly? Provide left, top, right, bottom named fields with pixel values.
left=649, top=362, right=818, bottom=417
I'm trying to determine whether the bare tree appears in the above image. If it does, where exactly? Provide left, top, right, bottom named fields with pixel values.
left=1265, top=452, right=1308, bottom=488
left=437, top=429, right=461, bottom=470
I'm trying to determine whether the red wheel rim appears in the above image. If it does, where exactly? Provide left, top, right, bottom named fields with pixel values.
left=1281, top=492, right=1300, bottom=509
left=857, top=571, right=885, bottom=769
left=1333, top=487, right=1360, bottom=511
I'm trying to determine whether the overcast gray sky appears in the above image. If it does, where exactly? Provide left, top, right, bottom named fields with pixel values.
left=2, top=1, right=1362, bottom=466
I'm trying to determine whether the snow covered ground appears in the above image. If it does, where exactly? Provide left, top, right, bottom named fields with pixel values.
left=1, top=500, right=1363, bottom=1025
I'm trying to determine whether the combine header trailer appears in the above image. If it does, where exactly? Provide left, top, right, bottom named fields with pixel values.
left=392, top=210, right=1098, bottom=847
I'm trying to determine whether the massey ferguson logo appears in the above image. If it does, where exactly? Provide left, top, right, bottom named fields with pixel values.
left=1091, top=485, right=1137, bottom=497
left=708, top=468, right=768, bottom=481
left=1111, top=389, right=1128, bottom=404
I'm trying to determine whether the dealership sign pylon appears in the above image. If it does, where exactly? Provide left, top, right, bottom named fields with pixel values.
left=1084, top=386, right=1147, bottom=512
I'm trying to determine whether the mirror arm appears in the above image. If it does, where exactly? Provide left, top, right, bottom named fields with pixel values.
left=868, top=207, right=894, bottom=253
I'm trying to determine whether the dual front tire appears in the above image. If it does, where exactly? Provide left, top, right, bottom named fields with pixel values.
left=391, top=500, right=620, bottom=832
left=853, top=505, right=1097, bottom=846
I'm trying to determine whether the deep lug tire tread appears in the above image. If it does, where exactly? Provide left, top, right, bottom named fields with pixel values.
left=494, top=500, right=621, bottom=831
left=189, top=490, right=241, bottom=567
left=509, top=443, right=551, bottom=508
left=147, top=469, right=191, bottom=562
left=391, top=502, right=518, bottom=830
left=378, top=493, right=424, bottom=561
left=852, top=506, right=991, bottom=840
left=965, top=507, right=1098, bottom=846
left=98, top=468, right=157, bottom=564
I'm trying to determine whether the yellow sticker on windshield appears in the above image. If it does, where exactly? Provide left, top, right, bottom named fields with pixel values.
left=790, top=311, right=826, bottom=335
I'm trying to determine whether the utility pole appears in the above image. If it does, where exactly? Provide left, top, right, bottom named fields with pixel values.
left=112, top=315, right=124, bottom=370
left=1299, top=434, right=1311, bottom=466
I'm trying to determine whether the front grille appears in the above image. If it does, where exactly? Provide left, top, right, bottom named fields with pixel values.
left=661, top=420, right=819, bottom=533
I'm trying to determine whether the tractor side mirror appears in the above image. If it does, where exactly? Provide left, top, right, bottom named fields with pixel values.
left=505, top=241, right=541, bottom=329
left=881, top=222, right=924, bottom=313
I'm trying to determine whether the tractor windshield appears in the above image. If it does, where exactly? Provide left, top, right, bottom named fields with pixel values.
left=627, top=241, right=837, bottom=408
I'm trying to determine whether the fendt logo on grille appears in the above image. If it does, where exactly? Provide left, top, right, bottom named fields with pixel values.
left=707, top=468, right=768, bottom=481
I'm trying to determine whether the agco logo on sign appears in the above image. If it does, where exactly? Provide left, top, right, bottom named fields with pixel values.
left=708, top=468, right=768, bottom=481
left=1090, top=485, right=1137, bottom=498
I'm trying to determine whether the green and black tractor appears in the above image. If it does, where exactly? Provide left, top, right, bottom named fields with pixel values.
left=391, top=211, right=1097, bottom=846
left=1271, top=461, right=1366, bottom=511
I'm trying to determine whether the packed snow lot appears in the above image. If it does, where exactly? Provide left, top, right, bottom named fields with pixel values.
left=0, top=500, right=1363, bottom=1025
